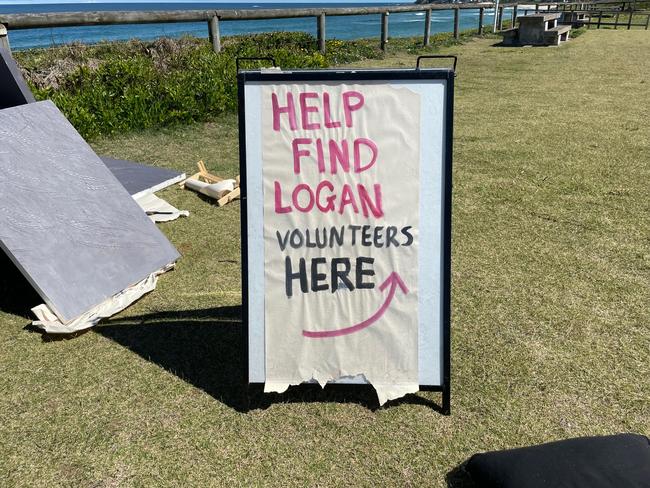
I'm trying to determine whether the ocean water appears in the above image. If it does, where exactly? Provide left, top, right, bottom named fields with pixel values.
left=0, top=2, right=507, bottom=51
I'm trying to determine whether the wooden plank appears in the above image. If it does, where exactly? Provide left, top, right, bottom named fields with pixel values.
left=1, top=10, right=213, bottom=29
left=592, top=20, right=647, bottom=25
left=217, top=187, right=240, bottom=207
left=0, top=4, right=495, bottom=29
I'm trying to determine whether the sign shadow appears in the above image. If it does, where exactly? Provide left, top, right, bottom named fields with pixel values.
left=95, top=306, right=445, bottom=413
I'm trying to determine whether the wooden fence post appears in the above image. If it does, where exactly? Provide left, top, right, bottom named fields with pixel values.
left=0, top=24, right=9, bottom=52
left=317, top=13, right=326, bottom=53
left=381, top=12, right=389, bottom=51
left=208, top=15, right=221, bottom=53
left=424, top=9, right=432, bottom=46
left=453, top=8, right=460, bottom=38
left=478, top=7, right=485, bottom=34
left=627, top=11, right=633, bottom=29
left=646, top=14, right=650, bottom=30
left=597, top=10, right=603, bottom=28
left=614, top=12, right=619, bottom=28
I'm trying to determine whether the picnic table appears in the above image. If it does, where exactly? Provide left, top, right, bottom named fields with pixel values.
left=502, top=12, right=572, bottom=46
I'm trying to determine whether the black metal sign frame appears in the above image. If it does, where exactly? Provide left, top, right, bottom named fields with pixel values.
left=238, top=68, right=453, bottom=414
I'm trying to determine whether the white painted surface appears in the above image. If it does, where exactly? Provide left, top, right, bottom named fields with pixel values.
left=244, top=76, right=448, bottom=387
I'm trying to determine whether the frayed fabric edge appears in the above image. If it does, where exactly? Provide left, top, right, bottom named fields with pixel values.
left=31, top=264, right=175, bottom=334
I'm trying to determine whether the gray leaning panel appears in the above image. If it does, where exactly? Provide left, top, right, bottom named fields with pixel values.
left=0, top=49, right=187, bottom=198
left=101, top=157, right=185, bottom=197
left=0, top=47, right=36, bottom=109
left=0, top=100, right=180, bottom=323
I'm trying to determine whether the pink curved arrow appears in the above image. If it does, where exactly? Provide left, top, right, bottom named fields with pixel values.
left=302, top=272, right=409, bottom=339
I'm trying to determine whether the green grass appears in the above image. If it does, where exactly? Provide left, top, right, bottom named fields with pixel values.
left=1, top=30, right=649, bottom=487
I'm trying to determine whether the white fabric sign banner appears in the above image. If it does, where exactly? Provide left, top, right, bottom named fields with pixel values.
left=261, top=83, right=421, bottom=404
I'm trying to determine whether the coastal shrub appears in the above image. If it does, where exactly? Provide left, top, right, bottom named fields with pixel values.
left=17, top=32, right=386, bottom=139
left=15, top=30, right=475, bottom=139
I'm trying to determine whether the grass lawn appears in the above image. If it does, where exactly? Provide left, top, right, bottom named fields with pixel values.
left=1, top=30, right=649, bottom=487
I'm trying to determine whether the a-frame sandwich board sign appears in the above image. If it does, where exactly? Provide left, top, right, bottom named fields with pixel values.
left=238, top=66, right=453, bottom=413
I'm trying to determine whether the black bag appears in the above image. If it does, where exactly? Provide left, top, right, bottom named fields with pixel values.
left=466, top=433, right=650, bottom=488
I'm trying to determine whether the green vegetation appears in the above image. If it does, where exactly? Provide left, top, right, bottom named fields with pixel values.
left=1, top=30, right=649, bottom=487
left=15, top=30, right=486, bottom=140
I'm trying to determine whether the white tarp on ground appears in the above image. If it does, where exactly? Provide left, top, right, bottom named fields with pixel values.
left=31, top=265, right=174, bottom=334
left=259, top=83, right=422, bottom=405
left=135, top=192, right=189, bottom=223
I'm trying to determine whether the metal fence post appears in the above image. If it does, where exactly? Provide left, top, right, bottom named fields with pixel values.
left=381, top=11, right=389, bottom=50
left=317, top=13, right=326, bottom=53
left=424, top=9, right=432, bottom=46
left=512, top=5, right=518, bottom=27
left=208, top=15, right=221, bottom=53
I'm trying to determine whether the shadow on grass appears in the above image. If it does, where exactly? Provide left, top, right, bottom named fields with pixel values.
left=446, top=461, right=476, bottom=488
left=95, top=305, right=446, bottom=413
left=0, top=253, right=42, bottom=318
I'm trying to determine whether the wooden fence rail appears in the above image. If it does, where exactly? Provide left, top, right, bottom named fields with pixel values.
left=585, top=10, right=650, bottom=28
left=0, top=1, right=646, bottom=54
